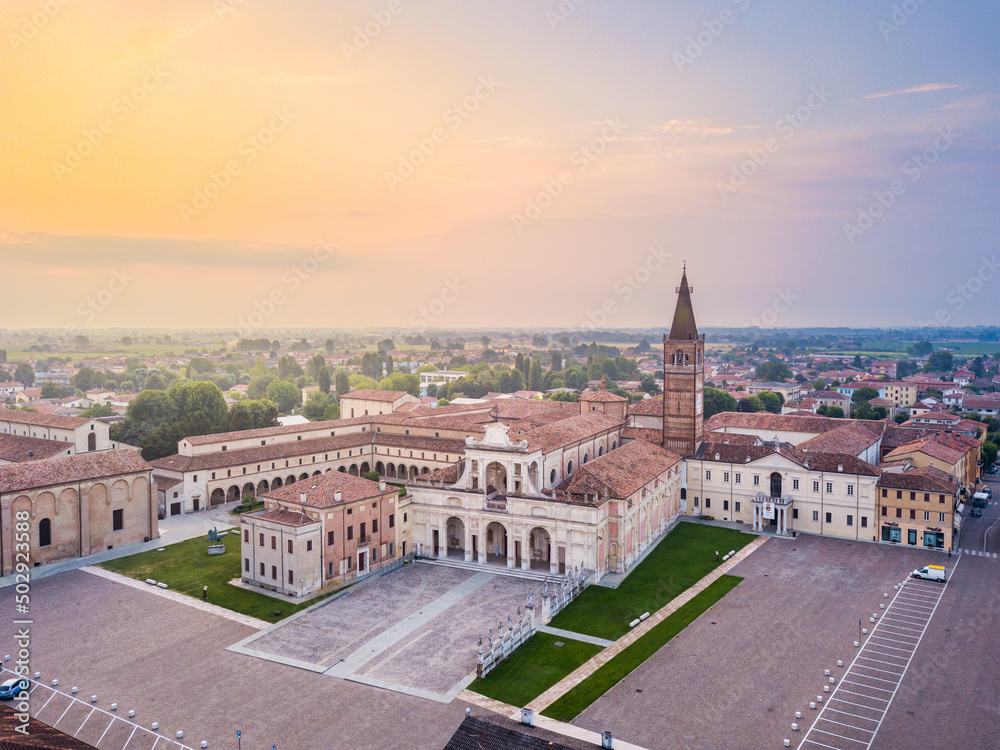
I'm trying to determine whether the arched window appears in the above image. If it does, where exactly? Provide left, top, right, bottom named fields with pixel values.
left=39, top=518, right=52, bottom=547
left=567, top=460, right=574, bottom=476
left=680, top=488, right=687, bottom=500
left=549, top=468, right=557, bottom=485
left=583, top=453, right=589, bottom=464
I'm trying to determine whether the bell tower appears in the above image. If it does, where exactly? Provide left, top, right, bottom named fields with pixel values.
left=662, top=264, right=704, bottom=456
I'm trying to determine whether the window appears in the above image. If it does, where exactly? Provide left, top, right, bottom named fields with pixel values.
left=347, top=526, right=354, bottom=540
left=861, top=517, right=868, bottom=528
left=735, top=501, right=741, bottom=512
left=792, top=508, right=798, bottom=519
left=825, top=482, right=833, bottom=494
left=812, top=481, right=820, bottom=492
left=360, top=522, right=366, bottom=538
left=881, top=489, right=887, bottom=498
left=896, top=490, right=903, bottom=500
left=847, top=515, right=853, bottom=526
left=307, top=540, right=313, bottom=551
left=38, top=518, right=51, bottom=547
left=389, top=513, right=395, bottom=528
left=112, top=509, right=123, bottom=531
left=244, top=558, right=249, bottom=572
left=288, top=570, right=294, bottom=585
left=705, top=470, right=712, bottom=480
left=939, top=512, right=945, bottom=523
left=909, top=509, right=916, bottom=520
left=939, top=495, right=946, bottom=505
left=753, top=475, right=760, bottom=486
left=792, top=479, right=799, bottom=490
left=847, top=485, right=854, bottom=496
left=694, top=497, right=700, bottom=507
left=328, top=561, right=335, bottom=576
left=347, top=508, right=352, bottom=515
left=259, top=533, right=264, bottom=546
left=723, top=472, right=729, bottom=482
left=372, top=519, right=378, bottom=533
left=896, top=508, right=902, bottom=518
left=271, top=565, right=277, bottom=580
left=271, top=536, right=276, bottom=549
left=908, top=529, right=918, bottom=545
left=825, top=512, right=832, bottom=523
left=812, top=511, right=819, bottom=522
left=403, top=513, right=407, bottom=523
left=881, top=507, right=888, bottom=517
left=723, top=500, right=729, bottom=511
left=243, top=529, right=249, bottom=542
left=288, top=539, right=294, bottom=554
left=735, top=473, right=742, bottom=484
left=328, top=530, right=335, bottom=545
left=923, top=511, right=930, bottom=521
left=924, top=493, right=930, bottom=503
left=259, top=562, right=265, bottom=576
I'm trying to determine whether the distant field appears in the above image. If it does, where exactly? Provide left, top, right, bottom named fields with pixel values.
left=827, top=341, right=1000, bottom=357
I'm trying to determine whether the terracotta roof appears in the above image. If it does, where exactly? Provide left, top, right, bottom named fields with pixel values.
left=885, top=433, right=979, bottom=465
left=0, top=449, right=150, bottom=494
left=445, top=715, right=598, bottom=750
left=514, top=412, right=624, bottom=453
left=251, top=508, right=318, bottom=527
left=579, top=389, right=627, bottom=403
left=0, top=434, right=72, bottom=463
left=695, top=441, right=878, bottom=476
left=706, top=411, right=842, bottom=435
left=183, top=416, right=371, bottom=446
left=621, top=426, right=663, bottom=443
left=797, top=422, right=881, bottom=456
left=341, top=389, right=409, bottom=402
left=558, top=440, right=682, bottom=501
left=628, top=397, right=663, bottom=416
left=262, top=471, right=393, bottom=509
left=153, top=474, right=182, bottom=490
left=0, top=408, right=89, bottom=430
left=877, top=466, right=959, bottom=494
left=668, top=267, right=698, bottom=340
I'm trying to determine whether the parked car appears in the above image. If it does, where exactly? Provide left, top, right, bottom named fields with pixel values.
left=972, top=508, right=983, bottom=518
left=0, top=677, right=29, bottom=699
left=912, top=565, right=946, bottom=582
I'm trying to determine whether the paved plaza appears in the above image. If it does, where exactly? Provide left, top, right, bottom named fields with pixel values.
left=233, top=561, right=535, bottom=701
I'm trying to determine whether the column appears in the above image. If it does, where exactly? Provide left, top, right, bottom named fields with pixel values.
left=438, top=518, right=448, bottom=559
left=506, top=527, right=515, bottom=569
left=464, top=519, right=473, bottom=562
left=477, top=519, right=486, bottom=565
left=521, top=529, right=530, bottom=571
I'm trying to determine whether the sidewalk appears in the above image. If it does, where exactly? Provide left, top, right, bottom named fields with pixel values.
left=0, top=505, right=239, bottom=589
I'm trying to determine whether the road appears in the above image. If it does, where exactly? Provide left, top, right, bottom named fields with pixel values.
left=955, top=474, right=1000, bottom=555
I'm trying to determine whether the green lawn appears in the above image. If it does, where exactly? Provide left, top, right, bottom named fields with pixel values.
left=98, top=531, right=327, bottom=623
left=469, top=632, right=603, bottom=708
left=547, top=522, right=753, bottom=641
left=542, top=575, right=742, bottom=722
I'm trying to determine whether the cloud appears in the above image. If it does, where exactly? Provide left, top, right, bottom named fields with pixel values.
left=651, top=119, right=745, bottom=136
left=864, top=83, right=966, bottom=100
left=473, top=136, right=549, bottom=148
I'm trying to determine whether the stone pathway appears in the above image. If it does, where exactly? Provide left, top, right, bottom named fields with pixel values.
left=83, top=566, right=270, bottom=630
left=536, top=625, right=614, bottom=648
left=526, top=535, right=769, bottom=712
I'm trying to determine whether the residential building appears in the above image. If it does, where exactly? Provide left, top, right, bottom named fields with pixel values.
left=340, top=388, right=419, bottom=418
left=875, top=468, right=959, bottom=550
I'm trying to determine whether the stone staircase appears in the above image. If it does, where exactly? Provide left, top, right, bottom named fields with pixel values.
left=415, top=555, right=559, bottom=583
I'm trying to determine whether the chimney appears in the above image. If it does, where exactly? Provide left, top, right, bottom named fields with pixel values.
left=334, top=491, right=342, bottom=503
left=379, top=480, right=386, bottom=492
left=299, top=492, right=307, bottom=504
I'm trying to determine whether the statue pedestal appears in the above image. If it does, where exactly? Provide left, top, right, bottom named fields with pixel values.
left=207, top=544, right=226, bottom=555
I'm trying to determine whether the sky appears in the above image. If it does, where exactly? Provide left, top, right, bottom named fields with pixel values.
left=2, top=0, right=998, bottom=333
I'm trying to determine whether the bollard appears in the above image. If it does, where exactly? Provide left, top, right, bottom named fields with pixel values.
left=837, top=660, right=843, bottom=667
left=829, top=677, right=836, bottom=684
left=810, top=702, right=816, bottom=709
left=72, top=687, right=78, bottom=694
left=201, top=743, right=208, bottom=749
left=3, top=655, right=8, bottom=662
left=791, top=723, right=799, bottom=731
left=795, top=711, right=802, bottom=719
left=111, top=703, right=117, bottom=711
left=824, top=669, right=830, bottom=676
left=880, top=603, right=884, bottom=609
left=854, top=640, right=859, bottom=647
left=91, top=695, right=98, bottom=703
left=817, top=695, right=823, bottom=704
left=884, top=592, right=888, bottom=598
left=783, top=740, right=791, bottom=748
left=33, top=671, right=40, bottom=679
left=823, top=685, right=830, bottom=693
left=152, top=722, right=159, bottom=731
left=128, top=710, right=135, bottom=718
left=52, top=679, right=58, bottom=686
left=177, top=731, right=184, bottom=740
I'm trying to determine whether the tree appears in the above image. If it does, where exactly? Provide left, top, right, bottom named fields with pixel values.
left=378, top=373, right=419, bottom=397
left=325, top=339, right=335, bottom=353
left=757, top=391, right=784, bottom=414
left=981, top=440, right=998, bottom=470
left=377, top=338, right=395, bottom=353
left=436, top=398, right=450, bottom=407
left=755, top=359, right=792, bottom=382
left=851, top=354, right=863, bottom=369
left=737, top=396, right=764, bottom=412
left=481, top=336, right=491, bottom=348
left=363, top=470, right=381, bottom=482
left=120, top=336, right=133, bottom=346
left=335, top=370, right=350, bottom=396
left=482, top=349, right=499, bottom=363
left=266, top=379, right=302, bottom=413
left=78, top=404, right=114, bottom=418
left=225, top=399, right=278, bottom=431
left=40, top=382, right=62, bottom=399
left=14, top=363, right=35, bottom=388
left=189, top=357, right=214, bottom=374
left=704, top=387, right=737, bottom=418
left=529, top=360, right=544, bottom=391
left=278, top=355, right=303, bottom=380
left=247, top=373, right=277, bottom=399
left=302, top=390, right=332, bottom=420
left=306, top=354, right=326, bottom=380
left=321, top=403, right=341, bottom=420
left=551, top=351, right=562, bottom=371
left=907, top=340, right=933, bottom=357
left=852, top=386, right=880, bottom=404
left=74, top=335, right=90, bottom=347
left=317, top=366, right=331, bottom=394
left=896, top=360, right=919, bottom=378
left=924, top=351, right=954, bottom=373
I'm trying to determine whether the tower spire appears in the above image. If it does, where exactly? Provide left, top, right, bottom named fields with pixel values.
left=669, top=265, right=698, bottom=341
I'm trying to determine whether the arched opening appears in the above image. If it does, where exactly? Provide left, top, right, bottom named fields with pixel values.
left=770, top=472, right=782, bottom=498
left=376, top=462, right=385, bottom=475
left=446, top=517, right=465, bottom=559
left=271, top=477, right=283, bottom=489
left=298, top=473, right=309, bottom=481
left=338, top=466, right=347, bottom=473
left=286, top=475, right=297, bottom=485
left=529, top=526, right=551, bottom=571
left=256, top=479, right=270, bottom=496
left=360, top=462, right=370, bottom=474
left=242, top=482, right=255, bottom=499
left=226, top=485, right=241, bottom=503
left=349, top=464, right=359, bottom=476
left=409, top=466, right=419, bottom=481
left=420, top=466, right=430, bottom=475
left=583, top=453, right=589, bottom=464
left=549, top=468, right=557, bottom=485
left=612, top=440, right=618, bottom=450
left=87, top=432, right=96, bottom=451
left=38, top=518, right=51, bottom=547
left=210, top=488, right=226, bottom=507
left=598, top=445, right=604, bottom=457
left=485, top=522, right=508, bottom=565
left=528, top=461, right=538, bottom=489
left=485, top=462, right=508, bottom=495
left=312, top=470, right=321, bottom=476
left=566, top=460, right=574, bottom=476
left=386, top=463, right=396, bottom=478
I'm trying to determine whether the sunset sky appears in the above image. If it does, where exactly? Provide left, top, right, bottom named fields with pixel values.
left=3, top=0, right=998, bottom=332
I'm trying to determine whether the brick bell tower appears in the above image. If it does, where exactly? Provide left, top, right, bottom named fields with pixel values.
left=662, top=263, right=705, bottom=456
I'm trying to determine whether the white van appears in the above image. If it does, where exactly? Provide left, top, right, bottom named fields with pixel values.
left=911, top=565, right=945, bottom=582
